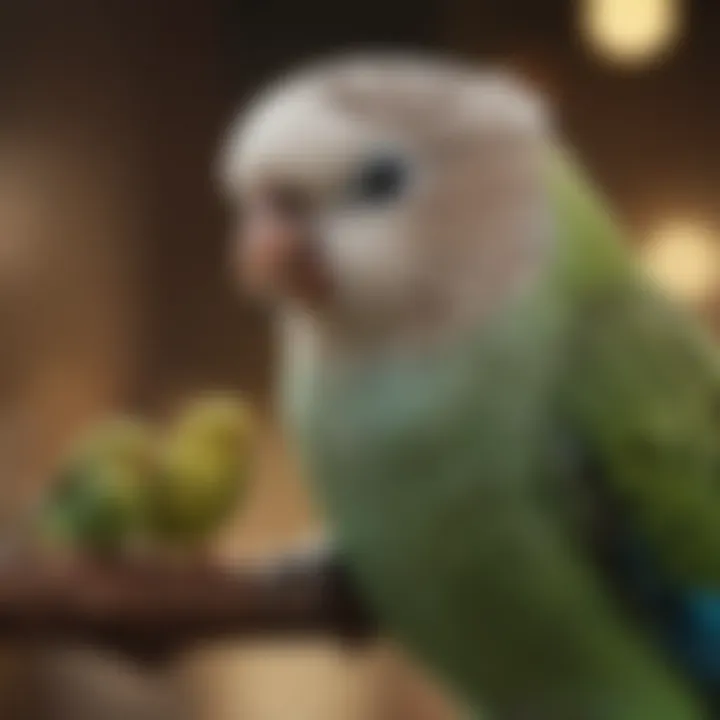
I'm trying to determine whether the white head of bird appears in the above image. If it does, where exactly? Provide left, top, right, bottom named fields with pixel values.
left=221, top=55, right=554, bottom=358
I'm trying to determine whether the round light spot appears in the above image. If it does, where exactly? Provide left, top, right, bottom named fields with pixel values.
left=641, top=220, right=720, bottom=303
left=579, top=0, right=684, bottom=68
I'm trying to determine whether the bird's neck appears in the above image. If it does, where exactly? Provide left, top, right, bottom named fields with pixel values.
left=277, top=264, right=564, bottom=459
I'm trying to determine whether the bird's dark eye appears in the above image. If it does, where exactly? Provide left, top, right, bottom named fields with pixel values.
left=349, top=153, right=410, bottom=205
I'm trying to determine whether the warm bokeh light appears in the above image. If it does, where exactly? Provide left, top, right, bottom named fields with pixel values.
left=641, top=220, right=720, bottom=303
left=579, top=0, right=684, bottom=67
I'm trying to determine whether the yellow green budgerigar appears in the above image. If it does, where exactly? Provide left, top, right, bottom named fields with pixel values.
left=42, top=418, right=157, bottom=556
left=221, top=53, right=720, bottom=719
left=43, top=394, right=255, bottom=557
left=146, top=394, right=256, bottom=552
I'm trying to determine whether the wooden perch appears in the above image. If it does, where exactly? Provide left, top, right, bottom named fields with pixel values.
left=0, top=550, right=377, bottom=661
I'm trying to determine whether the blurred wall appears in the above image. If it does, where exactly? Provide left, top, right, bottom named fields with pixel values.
left=0, top=2, right=198, bottom=719
left=0, top=1, right=455, bottom=718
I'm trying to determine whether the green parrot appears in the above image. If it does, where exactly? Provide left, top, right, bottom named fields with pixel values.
left=223, top=55, right=720, bottom=719
left=146, top=393, right=255, bottom=553
left=42, top=418, right=157, bottom=556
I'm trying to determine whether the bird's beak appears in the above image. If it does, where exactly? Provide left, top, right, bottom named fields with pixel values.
left=233, top=188, right=332, bottom=307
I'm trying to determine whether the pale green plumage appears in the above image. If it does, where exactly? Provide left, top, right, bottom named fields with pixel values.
left=42, top=418, right=157, bottom=556
left=287, top=146, right=719, bottom=719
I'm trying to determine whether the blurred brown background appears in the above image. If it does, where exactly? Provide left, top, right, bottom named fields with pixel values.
left=0, top=0, right=715, bottom=718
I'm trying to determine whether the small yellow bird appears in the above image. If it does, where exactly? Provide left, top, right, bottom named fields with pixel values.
left=146, top=393, right=256, bottom=555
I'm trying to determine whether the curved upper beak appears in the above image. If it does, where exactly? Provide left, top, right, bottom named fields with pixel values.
left=232, top=188, right=332, bottom=307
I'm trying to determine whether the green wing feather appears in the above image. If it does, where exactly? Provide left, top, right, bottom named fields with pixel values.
left=551, top=147, right=720, bottom=585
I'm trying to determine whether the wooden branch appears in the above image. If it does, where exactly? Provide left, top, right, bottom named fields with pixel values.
left=0, top=550, right=377, bottom=661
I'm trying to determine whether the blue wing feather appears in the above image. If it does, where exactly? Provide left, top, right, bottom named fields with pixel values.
left=568, top=437, right=720, bottom=692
